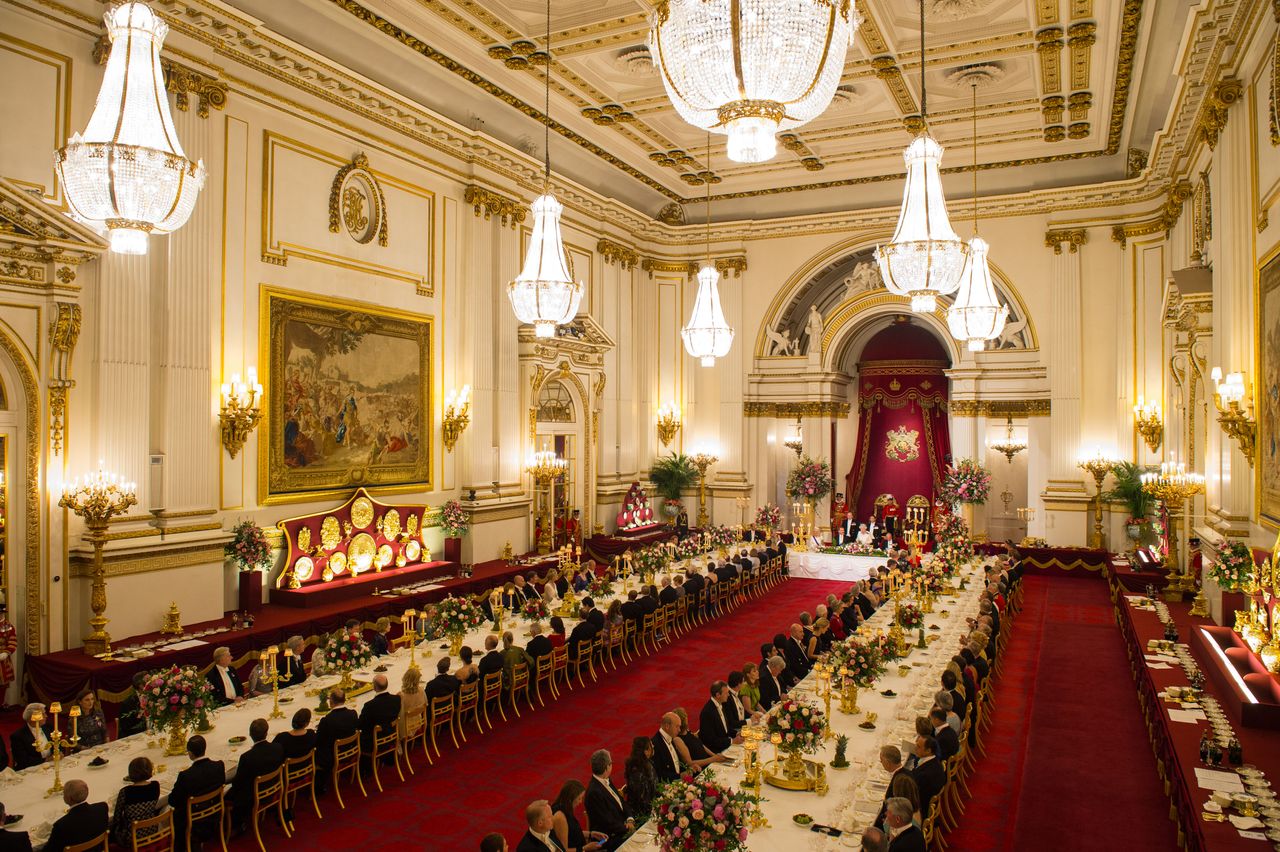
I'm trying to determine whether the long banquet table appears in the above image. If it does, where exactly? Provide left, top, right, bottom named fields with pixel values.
left=622, top=561, right=988, bottom=851
left=787, top=551, right=888, bottom=582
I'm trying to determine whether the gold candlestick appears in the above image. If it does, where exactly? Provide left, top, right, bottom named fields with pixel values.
left=403, top=609, right=420, bottom=672
left=262, top=645, right=285, bottom=720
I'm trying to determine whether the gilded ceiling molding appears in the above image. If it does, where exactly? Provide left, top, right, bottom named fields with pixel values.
left=582, top=104, right=636, bottom=125
left=1110, top=180, right=1193, bottom=246
left=871, top=57, right=919, bottom=117
left=47, top=302, right=80, bottom=455
left=1271, top=0, right=1279, bottom=145
left=1126, top=147, right=1149, bottom=177
left=780, top=134, right=825, bottom=171
left=1197, top=77, right=1244, bottom=150
left=639, top=256, right=747, bottom=278
left=1036, top=0, right=1060, bottom=26
left=487, top=40, right=548, bottom=70
left=1067, top=22, right=1096, bottom=91
left=743, top=401, right=851, bottom=419
left=949, top=399, right=1052, bottom=417
left=1045, top=228, right=1088, bottom=254
left=94, top=37, right=228, bottom=118
left=597, top=238, right=639, bottom=270
left=1036, top=27, right=1064, bottom=95
left=463, top=185, right=526, bottom=228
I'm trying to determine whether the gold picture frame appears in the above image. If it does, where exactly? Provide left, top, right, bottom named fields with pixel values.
left=258, top=285, right=433, bottom=505
left=1259, top=245, right=1280, bottom=529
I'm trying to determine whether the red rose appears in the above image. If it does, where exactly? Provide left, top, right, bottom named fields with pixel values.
left=793, top=720, right=804, bottom=729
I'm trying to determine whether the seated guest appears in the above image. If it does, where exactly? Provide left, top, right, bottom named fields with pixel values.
left=310, top=633, right=331, bottom=677
left=933, top=691, right=961, bottom=733
left=280, top=635, right=308, bottom=687
left=398, top=666, right=427, bottom=746
left=168, top=735, right=225, bottom=847
left=652, top=713, right=683, bottom=783
left=760, top=642, right=776, bottom=669
left=370, top=617, right=392, bottom=656
left=909, top=736, right=945, bottom=819
left=698, top=681, right=741, bottom=753
left=455, top=646, right=480, bottom=686
left=724, top=671, right=748, bottom=732
left=478, top=635, right=505, bottom=680
left=623, top=737, right=658, bottom=821
left=501, top=630, right=534, bottom=678
left=739, top=663, right=762, bottom=714
left=551, top=779, right=607, bottom=852
left=516, top=799, right=560, bottom=852
left=889, top=773, right=923, bottom=826
left=206, top=646, right=244, bottom=707
left=864, top=797, right=925, bottom=852
left=230, top=719, right=284, bottom=829
left=359, top=673, right=401, bottom=753
left=73, top=689, right=108, bottom=749
left=10, top=704, right=50, bottom=770
left=930, top=708, right=959, bottom=761
left=606, top=599, right=624, bottom=627
left=0, top=802, right=31, bottom=852
left=658, top=576, right=679, bottom=605
left=568, top=613, right=598, bottom=658
left=109, top=756, right=160, bottom=847
left=314, top=689, right=358, bottom=784
left=480, top=832, right=508, bottom=852
left=426, top=657, right=461, bottom=702
left=784, top=623, right=813, bottom=679
left=500, top=581, right=521, bottom=612
left=585, top=749, right=633, bottom=840
left=116, top=672, right=149, bottom=739
left=672, top=707, right=728, bottom=773
left=940, top=670, right=967, bottom=721
left=874, top=745, right=910, bottom=825
left=758, top=656, right=787, bottom=710
left=620, top=591, right=643, bottom=624
left=636, top=589, right=658, bottom=618
left=527, top=622, right=553, bottom=663
left=44, top=780, right=108, bottom=852
left=810, top=617, right=832, bottom=655
left=512, top=574, right=535, bottom=605
left=273, top=707, right=317, bottom=760
left=548, top=616, right=568, bottom=648
left=244, top=651, right=275, bottom=698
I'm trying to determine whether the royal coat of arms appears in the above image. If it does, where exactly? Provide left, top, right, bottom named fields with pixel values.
left=885, top=425, right=921, bottom=462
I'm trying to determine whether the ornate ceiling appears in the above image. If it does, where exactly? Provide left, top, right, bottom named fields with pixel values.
left=248, top=0, right=1184, bottom=220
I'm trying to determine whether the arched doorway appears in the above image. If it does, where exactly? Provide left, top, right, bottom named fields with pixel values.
left=534, top=379, right=583, bottom=550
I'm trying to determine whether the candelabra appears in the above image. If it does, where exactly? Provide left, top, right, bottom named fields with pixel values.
left=904, top=527, right=926, bottom=564
left=59, top=465, right=138, bottom=655
left=259, top=645, right=288, bottom=720
left=1141, top=461, right=1205, bottom=584
left=402, top=609, right=421, bottom=672
left=734, top=495, right=749, bottom=528
left=783, top=417, right=804, bottom=457
left=656, top=402, right=681, bottom=447
left=1210, top=369, right=1256, bottom=466
left=988, top=415, right=1026, bottom=463
left=526, top=445, right=567, bottom=554
left=488, top=589, right=505, bottom=635
left=33, top=703, right=80, bottom=796
left=442, top=385, right=472, bottom=452
left=690, top=452, right=718, bottom=528
left=219, top=369, right=263, bottom=459
left=814, top=662, right=834, bottom=736
left=1077, top=451, right=1117, bottom=550
left=1133, top=396, right=1163, bottom=453
left=837, top=665, right=860, bottom=714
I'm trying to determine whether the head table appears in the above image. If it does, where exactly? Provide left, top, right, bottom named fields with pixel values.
left=623, top=561, right=987, bottom=851
left=3, top=542, right=768, bottom=848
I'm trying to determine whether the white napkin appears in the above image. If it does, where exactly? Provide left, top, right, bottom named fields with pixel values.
left=1227, top=815, right=1263, bottom=830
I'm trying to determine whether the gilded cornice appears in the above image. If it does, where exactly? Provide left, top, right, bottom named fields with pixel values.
left=93, top=37, right=228, bottom=119
left=1196, top=77, right=1244, bottom=150
left=597, top=239, right=639, bottom=269
left=1110, top=180, right=1193, bottom=246
left=1044, top=228, right=1088, bottom=253
left=464, top=185, right=526, bottom=228
left=743, top=401, right=850, bottom=418
left=640, top=256, right=748, bottom=278
left=950, top=399, right=1052, bottom=417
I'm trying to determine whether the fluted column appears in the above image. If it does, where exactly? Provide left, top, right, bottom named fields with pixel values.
left=1046, top=245, right=1086, bottom=490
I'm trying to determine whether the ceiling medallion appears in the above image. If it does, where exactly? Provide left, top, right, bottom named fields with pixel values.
left=614, top=46, right=656, bottom=77
left=924, top=0, right=995, bottom=22
left=830, top=84, right=865, bottom=111
left=650, top=0, right=862, bottom=164
left=944, top=63, right=1006, bottom=89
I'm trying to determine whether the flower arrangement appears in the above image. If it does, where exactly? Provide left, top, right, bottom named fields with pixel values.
left=663, top=498, right=684, bottom=517
left=653, top=771, right=756, bottom=852
left=822, top=541, right=886, bottom=557
left=676, top=537, right=703, bottom=560
left=586, top=572, right=612, bottom=599
left=785, top=456, right=835, bottom=501
left=938, top=458, right=992, bottom=505
left=225, top=520, right=272, bottom=572
left=929, top=508, right=974, bottom=576
left=827, top=636, right=885, bottom=688
left=706, top=525, right=738, bottom=549
left=138, top=664, right=214, bottom=732
left=434, top=594, right=487, bottom=637
left=874, top=631, right=901, bottom=662
left=1209, top=541, right=1256, bottom=591
left=632, top=546, right=667, bottom=577
left=754, top=503, right=781, bottom=531
left=440, top=499, right=470, bottom=537
left=765, top=696, right=827, bottom=755
left=896, top=602, right=924, bottom=630
left=324, top=629, right=373, bottom=672
left=521, top=595, right=550, bottom=623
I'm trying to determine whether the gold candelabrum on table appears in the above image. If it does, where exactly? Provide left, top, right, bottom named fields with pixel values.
left=489, top=590, right=506, bottom=635
left=401, top=609, right=421, bottom=672
left=904, top=526, right=927, bottom=563
left=1210, top=369, right=1257, bottom=466
left=219, top=369, right=263, bottom=459
left=59, top=465, right=138, bottom=656
left=690, top=452, right=718, bottom=528
left=1078, top=451, right=1117, bottom=551
left=905, top=504, right=927, bottom=547
left=837, top=666, right=861, bottom=714
left=656, top=402, right=682, bottom=447
left=32, top=703, right=80, bottom=797
left=814, top=662, right=835, bottom=737
left=887, top=573, right=909, bottom=658
left=441, top=385, right=472, bottom=453
left=259, top=645, right=290, bottom=720
left=526, top=445, right=567, bottom=555
left=1133, top=396, right=1164, bottom=453
left=1141, top=462, right=1206, bottom=598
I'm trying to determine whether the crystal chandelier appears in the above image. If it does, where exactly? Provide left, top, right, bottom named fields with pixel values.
left=682, top=136, right=734, bottom=366
left=55, top=2, right=205, bottom=255
left=876, top=2, right=967, bottom=312
left=507, top=0, right=583, bottom=338
left=649, top=0, right=861, bottom=164
left=988, top=415, right=1026, bottom=463
left=947, top=84, right=1008, bottom=350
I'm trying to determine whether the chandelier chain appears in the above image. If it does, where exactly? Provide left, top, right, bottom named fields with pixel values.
left=705, top=131, right=711, bottom=264
left=972, top=83, right=978, bottom=234
left=919, top=0, right=927, bottom=122
left=543, top=0, right=551, bottom=187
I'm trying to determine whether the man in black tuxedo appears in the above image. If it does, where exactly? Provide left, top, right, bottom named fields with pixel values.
left=168, top=734, right=226, bottom=847
left=910, top=736, right=946, bottom=819
left=206, top=647, right=244, bottom=708
left=358, top=674, right=401, bottom=755
left=478, top=635, right=505, bottom=680
left=314, top=688, right=359, bottom=786
left=513, top=575, right=536, bottom=604
left=280, top=636, right=308, bottom=687
left=515, top=799, right=564, bottom=852
left=581, top=597, right=606, bottom=632
left=658, top=577, right=679, bottom=606
left=784, top=624, right=812, bottom=679
left=652, top=713, right=682, bottom=783
left=43, top=780, right=107, bottom=852
left=864, top=797, right=926, bottom=852
left=526, top=622, right=553, bottom=664
left=567, top=615, right=597, bottom=660
left=584, top=749, right=632, bottom=841
left=724, top=672, right=748, bottom=734
left=620, top=590, right=643, bottom=624
left=0, top=802, right=31, bottom=852
left=697, top=681, right=739, bottom=754
left=758, top=656, right=787, bottom=711
left=229, top=718, right=284, bottom=830
left=873, top=745, right=910, bottom=826
left=930, top=708, right=959, bottom=761
left=9, top=704, right=49, bottom=770
left=425, top=657, right=461, bottom=702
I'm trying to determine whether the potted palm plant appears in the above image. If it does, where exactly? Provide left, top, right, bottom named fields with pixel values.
left=648, top=453, right=697, bottom=518
left=1104, top=462, right=1155, bottom=540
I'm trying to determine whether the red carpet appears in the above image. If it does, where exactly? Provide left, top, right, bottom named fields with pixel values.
left=947, top=575, right=1177, bottom=852
left=225, top=578, right=852, bottom=850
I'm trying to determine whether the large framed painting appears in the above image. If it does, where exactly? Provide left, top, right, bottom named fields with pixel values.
left=1260, top=247, right=1280, bottom=529
left=259, top=286, right=432, bottom=505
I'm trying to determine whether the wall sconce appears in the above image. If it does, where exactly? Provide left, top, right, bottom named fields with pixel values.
left=442, top=385, right=472, bottom=452
left=656, top=402, right=682, bottom=447
left=1132, top=395, right=1163, bottom=452
left=783, top=417, right=804, bottom=457
left=219, top=369, right=262, bottom=459
left=1210, top=368, right=1256, bottom=465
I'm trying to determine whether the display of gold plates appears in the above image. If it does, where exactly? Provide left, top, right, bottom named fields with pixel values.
left=376, top=544, right=394, bottom=569
left=406, top=513, right=419, bottom=536
left=320, top=516, right=341, bottom=550
left=351, top=497, right=374, bottom=529
left=349, top=532, right=377, bottom=573
left=405, top=539, right=421, bottom=562
left=292, top=556, right=315, bottom=582
left=297, top=526, right=312, bottom=553
left=329, top=551, right=348, bottom=575
left=381, top=508, right=401, bottom=540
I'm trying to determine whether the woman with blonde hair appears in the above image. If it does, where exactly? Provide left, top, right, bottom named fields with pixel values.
left=398, top=665, right=426, bottom=749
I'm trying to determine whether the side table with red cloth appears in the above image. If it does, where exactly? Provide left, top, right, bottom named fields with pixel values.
left=238, top=570, right=264, bottom=613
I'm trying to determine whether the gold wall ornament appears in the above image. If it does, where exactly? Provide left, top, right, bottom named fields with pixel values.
left=48, top=385, right=68, bottom=454
left=597, top=239, right=640, bottom=269
left=884, top=426, right=921, bottom=463
left=1111, top=180, right=1193, bottom=246
left=442, top=385, right=471, bottom=453
left=656, top=402, right=682, bottom=447
left=48, top=301, right=81, bottom=455
left=949, top=399, right=1052, bottom=417
left=1044, top=228, right=1088, bottom=254
left=219, top=369, right=262, bottom=459
left=1271, top=3, right=1279, bottom=146
left=656, top=203, right=685, bottom=226
left=351, top=496, right=375, bottom=530
left=1197, top=78, right=1244, bottom=150
left=59, top=467, right=138, bottom=656
left=1133, top=396, right=1163, bottom=452
left=464, top=185, right=526, bottom=227
left=743, top=401, right=850, bottom=418
left=328, top=154, right=388, bottom=246
left=1209, top=368, right=1257, bottom=466
left=1126, top=147, right=1149, bottom=177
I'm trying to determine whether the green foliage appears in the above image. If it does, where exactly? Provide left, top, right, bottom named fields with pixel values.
left=648, top=452, right=698, bottom=502
left=1103, top=461, right=1155, bottom=521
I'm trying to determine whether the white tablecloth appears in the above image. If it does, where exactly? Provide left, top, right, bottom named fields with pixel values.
left=623, top=563, right=987, bottom=851
left=787, top=552, right=888, bottom=582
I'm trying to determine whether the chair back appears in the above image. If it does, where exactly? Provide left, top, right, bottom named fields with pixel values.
left=430, top=694, right=456, bottom=722
left=481, top=670, right=503, bottom=703
left=284, top=752, right=316, bottom=792
left=130, top=808, right=174, bottom=852
left=641, top=612, right=655, bottom=635
left=510, top=661, right=530, bottom=690
left=185, top=786, right=226, bottom=838
left=573, top=641, right=592, bottom=666
left=371, top=723, right=398, bottom=758
left=65, top=832, right=110, bottom=852
left=535, top=654, right=554, bottom=681
left=252, top=765, right=287, bottom=811
left=333, top=731, right=361, bottom=770
left=458, top=680, right=480, bottom=713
